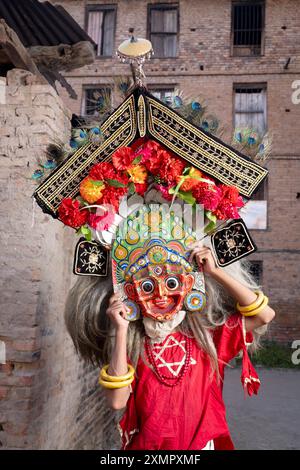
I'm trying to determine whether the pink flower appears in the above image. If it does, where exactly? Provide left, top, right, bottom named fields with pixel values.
left=89, top=206, right=115, bottom=231
left=154, top=184, right=173, bottom=201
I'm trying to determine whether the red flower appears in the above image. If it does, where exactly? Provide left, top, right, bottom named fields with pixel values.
left=157, top=152, right=186, bottom=185
left=142, top=150, right=163, bottom=174
left=219, top=185, right=243, bottom=205
left=134, top=182, right=148, bottom=196
left=58, top=198, right=88, bottom=228
left=89, top=162, right=115, bottom=181
left=114, top=171, right=129, bottom=187
left=213, top=201, right=240, bottom=220
left=145, top=139, right=161, bottom=152
left=133, top=144, right=152, bottom=161
left=112, top=147, right=135, bottom=170
left=97, top=186, right=124, bottom=212
left=140, top=140, right=166, bottom=174
left=192, top=182, right=222, bottom=211
left=175, top=167, right=203, bottom=192
left=212, top=185, right=245, bottom=220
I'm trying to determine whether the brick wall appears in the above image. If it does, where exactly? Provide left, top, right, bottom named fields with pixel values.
left=55, top=0, right=300, bottom=344
left=0, top=69, right=118, bottom=449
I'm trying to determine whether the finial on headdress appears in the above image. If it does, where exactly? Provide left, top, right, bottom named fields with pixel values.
left=116, top=28, right=154, bottom=87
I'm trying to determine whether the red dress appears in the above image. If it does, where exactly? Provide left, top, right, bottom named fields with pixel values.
left=119, top=313, right=260, bottom=450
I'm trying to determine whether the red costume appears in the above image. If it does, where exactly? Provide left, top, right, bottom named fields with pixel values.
left=119, top=313, right=260, bottom=450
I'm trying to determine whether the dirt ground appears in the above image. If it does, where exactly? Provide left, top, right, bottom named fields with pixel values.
left=223, top=367, right=300, bottom=450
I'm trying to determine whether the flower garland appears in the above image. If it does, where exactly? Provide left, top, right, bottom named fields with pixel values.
left=58, top=139, right=245, bottom=239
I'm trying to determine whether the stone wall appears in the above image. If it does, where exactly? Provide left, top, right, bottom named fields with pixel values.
left=56, top=0, right=300, bottom=344
left=0, top=69, right=118, bottom=449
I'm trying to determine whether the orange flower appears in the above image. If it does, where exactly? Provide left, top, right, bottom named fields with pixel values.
left=127, top=164, right=147, bottom=184
left=80, top=177, right=105, bottom=204
left=176, top=167, right=202, bottom=192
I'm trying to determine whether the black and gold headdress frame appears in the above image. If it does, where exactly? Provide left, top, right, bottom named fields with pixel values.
left=34, top=86, right=268, bottom=218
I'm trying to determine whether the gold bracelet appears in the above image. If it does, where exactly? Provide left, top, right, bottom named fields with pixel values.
left=236, top=290, right=264, bottom=313
left=100, top=364, right=135, bottom=382
left=240, top=295, right=269, bottom=317
left=99, top=376, right=134, bottom=389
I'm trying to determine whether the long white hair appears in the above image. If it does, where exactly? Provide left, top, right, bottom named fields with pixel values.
left=64, top=242, right=266, bottom=377
left=65, top=193, right=267, bottom=375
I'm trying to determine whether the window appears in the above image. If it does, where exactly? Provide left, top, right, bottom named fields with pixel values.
left=86, top=5, right=116, bottom=56
left=82, top=87, right=111, bottom=116
left=234, top=84, right=268, bottom=229
left=234, top=84, right=267, bottom=134
left=241, top=180, right=267, bottom=229
left=231, top=1, right=265, bottom=56
left=149, top=87, right=175, bottom=104
left=248, top=260, right=263, bottom=284
left=148, top=4, right=178, bottom=57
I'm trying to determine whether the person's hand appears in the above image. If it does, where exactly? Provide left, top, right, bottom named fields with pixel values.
left=188, top=242, right=219, bottom=276
left=106, top=293, right=129, bottom=331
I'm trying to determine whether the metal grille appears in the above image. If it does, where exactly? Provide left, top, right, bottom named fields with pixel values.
left=149, top=4, right=178, bottom=57
left=232, top=1, right=265, bottom=56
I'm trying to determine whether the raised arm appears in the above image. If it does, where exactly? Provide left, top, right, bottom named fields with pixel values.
left=189, top=244, right=275, bottom=332
left=104, top=293, right=131, bottom=410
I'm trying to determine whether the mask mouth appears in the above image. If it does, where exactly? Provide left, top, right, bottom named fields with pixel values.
left=145, top=295, right=181, bottom=317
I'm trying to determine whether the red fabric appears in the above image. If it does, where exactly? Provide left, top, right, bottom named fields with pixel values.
left=119, top=313, right=260, bottom=450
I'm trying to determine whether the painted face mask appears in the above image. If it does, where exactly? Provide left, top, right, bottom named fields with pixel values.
left=124, top=245, right=195, bottom=321
left=112, top=205, right=206, bottom=322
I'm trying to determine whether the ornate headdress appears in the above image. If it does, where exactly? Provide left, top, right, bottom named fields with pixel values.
left=111, top=204, right=206, bottom=321
left=32, top=35, right=269, bottom=321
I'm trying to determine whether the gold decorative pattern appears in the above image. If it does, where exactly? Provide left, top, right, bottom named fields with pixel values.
left=34, top=95, right=137, bottom=215
left=137, top=95, right=146, bottom=137
left=34, top=89, right=268, bottom=218
left=146, top=97, right=268, bottom=197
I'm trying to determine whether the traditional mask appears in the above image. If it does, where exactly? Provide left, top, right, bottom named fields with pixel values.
left=112, top=204, right=206, bottom=322
left=124, top=245, right=195, bottom=321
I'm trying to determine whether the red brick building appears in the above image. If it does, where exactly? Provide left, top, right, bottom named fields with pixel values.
left=0, top=0, right=299, bottom=451
left=56, top=0, right=300, bottom=343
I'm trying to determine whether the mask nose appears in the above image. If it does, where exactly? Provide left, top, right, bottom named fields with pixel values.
left=157, top=281, right=167, bottom=298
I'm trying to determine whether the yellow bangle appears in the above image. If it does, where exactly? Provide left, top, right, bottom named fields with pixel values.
left=236, top=290, right=264, bottom=313
left=99, top=376, right=134, bottom=389
left=241, top=295, right=269, bottom=317
left=100, top=364, right=135, bottom=382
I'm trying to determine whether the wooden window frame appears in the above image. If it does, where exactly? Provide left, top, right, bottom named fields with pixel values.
left=85, top=4, right=117, bottom=58
left=230, top=0, right=265, bottom=57
left=232, top=83, right=269, bottom=231
left=148, top=84, right=176, bottom=103
left=147, top=3, right=179, bottom=58
left=233, top=82, right=267, bottom=134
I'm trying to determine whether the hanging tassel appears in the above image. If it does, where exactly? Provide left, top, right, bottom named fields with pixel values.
left=241, top=344, right=261, bottom=397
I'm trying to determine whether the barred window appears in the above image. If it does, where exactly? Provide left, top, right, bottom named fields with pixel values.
left=86, top=5, right=116, bottom=56
left=234, top=85, right=267, bottom=134
left=148, top=4, right=178, bottom=57
left=232, top=1, right=265, bottom=56
left=82, top=87, right=111, bottom=116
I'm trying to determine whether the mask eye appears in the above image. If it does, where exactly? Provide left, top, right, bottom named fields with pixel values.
left=141, top=279, right=155, bottom=294
left=166, top=277, right=179, bottom=290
